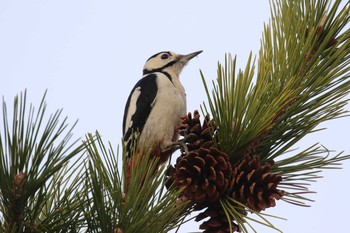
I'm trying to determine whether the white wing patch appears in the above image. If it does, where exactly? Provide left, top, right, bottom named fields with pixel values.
left=124, top=86, right=141, bottom=133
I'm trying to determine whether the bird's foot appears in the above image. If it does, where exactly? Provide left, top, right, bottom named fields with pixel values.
left=170, top=139, right=189, bottom=155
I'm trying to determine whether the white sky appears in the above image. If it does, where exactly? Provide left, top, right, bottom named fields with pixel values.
left=0, top=1, right=349, bottom=232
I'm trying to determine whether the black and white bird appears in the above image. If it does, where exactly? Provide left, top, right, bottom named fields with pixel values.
left=122, top=50, right=202, bottom=169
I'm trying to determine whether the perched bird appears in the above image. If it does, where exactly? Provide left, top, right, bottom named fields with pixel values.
left=122, top=50, right=202, bottom=186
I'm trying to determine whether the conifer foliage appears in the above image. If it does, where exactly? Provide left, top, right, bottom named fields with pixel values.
left=1, top=0, right=350, bottom=232
left=168, top=0, right=350, bottom=232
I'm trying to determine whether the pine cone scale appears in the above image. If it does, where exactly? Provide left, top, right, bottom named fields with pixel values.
left=229, top=155, right=284, bottom=212
left=167, top=111, right=286, bottom=232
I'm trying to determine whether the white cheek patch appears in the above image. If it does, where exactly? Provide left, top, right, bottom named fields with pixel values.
left=125, top=86, right=141, bottom=133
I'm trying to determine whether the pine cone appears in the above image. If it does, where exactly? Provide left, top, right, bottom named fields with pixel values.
left=165, top=111, right=216, bottom=192
left=179, top=111, right=215, bottom=151
left=195, top=203, right=240, bottom=233
left=230, top=155, right=284, bottom=212
left=173, top=147, right=233, bottom=205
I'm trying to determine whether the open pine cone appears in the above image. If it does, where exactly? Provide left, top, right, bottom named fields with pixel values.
left=171, top=147, right=233, bottom=205
left=166, top=110, right=286, bottom=233
left=195, top=203, right=239, bottom=233
left=178, top=110, right=216, bottom=151
left=229, top=155, right=284, bottom=212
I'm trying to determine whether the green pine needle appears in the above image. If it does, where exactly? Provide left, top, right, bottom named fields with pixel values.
left=202, top=0, right=350, bottom=162
left=83, top=132, right=190, bottom=233
left=0, top=90, right=84, bottom=232
left=220, top=197, right=284, bottom=233
left=200, top=0, right=350, bottom=231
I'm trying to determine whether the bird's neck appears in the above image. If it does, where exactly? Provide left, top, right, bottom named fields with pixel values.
left=164, top=71, right=185, bottom=94
left=143, top=67, right=185, bottom=93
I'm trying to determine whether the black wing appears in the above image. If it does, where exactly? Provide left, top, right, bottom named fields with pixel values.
left=122, top=74, right=157, bottom=142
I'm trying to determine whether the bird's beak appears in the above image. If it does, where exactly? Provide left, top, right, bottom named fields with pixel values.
left=178, top=50, right=203, bottom=62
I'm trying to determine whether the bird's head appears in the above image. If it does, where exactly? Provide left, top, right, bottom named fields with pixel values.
left=143, top=50, right=202, bottom=77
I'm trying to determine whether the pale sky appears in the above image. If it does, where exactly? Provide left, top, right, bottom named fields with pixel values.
left=1, top=1, right=349, bottom=232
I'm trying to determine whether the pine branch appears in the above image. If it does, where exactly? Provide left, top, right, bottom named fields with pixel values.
left=83, top=132, right=190, bottom=233
left=2, top=1, right=350, bottom=233
left=181, top=0, right=350, bottom=232
left=0, top=90, right=85, bottom=232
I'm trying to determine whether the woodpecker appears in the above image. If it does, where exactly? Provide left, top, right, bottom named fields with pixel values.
left=122, top=50, right=202, bottom=174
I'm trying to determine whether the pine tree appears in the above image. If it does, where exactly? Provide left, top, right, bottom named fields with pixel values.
left=1, top=0, right=350, bottom=232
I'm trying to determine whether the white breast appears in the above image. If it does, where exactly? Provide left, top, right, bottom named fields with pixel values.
left=139, top=72, right=186, bottom=150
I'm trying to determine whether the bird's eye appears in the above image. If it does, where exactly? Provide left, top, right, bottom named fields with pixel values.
left=161, top=54, right=169, bottom=60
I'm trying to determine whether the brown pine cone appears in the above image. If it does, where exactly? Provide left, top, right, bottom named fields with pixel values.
left=229, top=155, right=284, bottom=212
left=173, top=147, right=232, bottom=205
left=178, top=110, right=216, bottom=152
left=195, top=203, right=240, bottom=233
